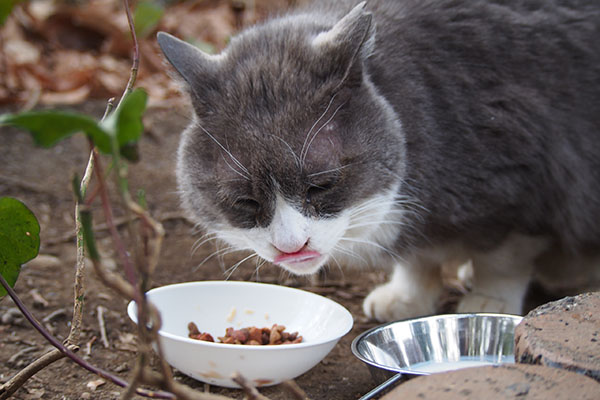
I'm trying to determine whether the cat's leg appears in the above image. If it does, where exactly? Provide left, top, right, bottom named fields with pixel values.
left=457, top=234, right=549, bottom=315
left=363, top=256, right=443, bottom=322
left=534, top=248, right=600, bottom=293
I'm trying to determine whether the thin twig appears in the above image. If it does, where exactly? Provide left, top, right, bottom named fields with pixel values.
left=91, top=148, right=139, bottom=289
left=67, top=147, right=96, bottom=346
left=119, top=353, right=146, bottom=400
left=97, top=305, right=110, bottom=348
left=116, top=0, right=139, bottom=110
left=85, top=336, right=97, bottom=356
left=231, top=373, right=271, bottom=400
left=0, top=274, right=174, bottom=400
left=0, top=347, right=74, bottom=399
left=140, top=368, right=234, bottom=400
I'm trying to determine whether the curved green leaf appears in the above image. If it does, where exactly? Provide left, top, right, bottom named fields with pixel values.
left=0, top=111, right=112, bottom=154
left=0, top=0, right=21, bottom=26
left=0, top=198, right=40, bottom=298
left=134, top=0, right=164, bottom=38
left=101, top=88, right=147, bottom=161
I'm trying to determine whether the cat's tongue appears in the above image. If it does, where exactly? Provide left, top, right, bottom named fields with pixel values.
left=273, top=250, right=321, bottom=265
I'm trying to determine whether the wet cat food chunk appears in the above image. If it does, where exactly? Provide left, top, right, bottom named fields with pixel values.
left=187, top=322, right=215, bottom=342
left=187, top=322, right=302, bottom=345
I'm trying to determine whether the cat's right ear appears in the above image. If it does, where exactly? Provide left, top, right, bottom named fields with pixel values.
left=310, top=2, right=375, bottom=87
left=156, top=32, right=221, bottom=89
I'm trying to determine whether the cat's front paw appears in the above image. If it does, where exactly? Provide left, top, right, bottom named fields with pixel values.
left=363, top=282, right=436, bottom=322
left=456, top=293, right=519, bottom=314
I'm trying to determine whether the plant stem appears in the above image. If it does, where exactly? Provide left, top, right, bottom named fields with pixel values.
left=91, top=147, right=139, bottom=288
left=66, top=149, right=95, bottom=346
left=116, top=0, right=140, bottom=110
left=0, top=347, right=72, bottom=399
left=0, top=274, right=175, bottom=399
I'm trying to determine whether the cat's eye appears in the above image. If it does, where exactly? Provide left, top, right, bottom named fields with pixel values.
left=233, top=198, right=260, bottom=213
left=306, top=182, right=335, bottom=203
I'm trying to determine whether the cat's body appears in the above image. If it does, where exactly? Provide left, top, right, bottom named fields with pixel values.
left=158, top=0, right=600, bottom=321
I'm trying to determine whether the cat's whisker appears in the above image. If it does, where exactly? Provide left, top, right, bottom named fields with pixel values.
left=197, top=122, right=250, bottom=179
left=221, top=153, right=251, bottom=181
left=300, top=94, right=337, bottom=166
left=332, top=244, right=370, bottom=266
left=328, top=253, right=347, bottom=280
left=252, top=257, right=268, bottom=282
left=338, top=237, right=401, bottom=261
left=349, top=208, right=407, bottom=221
left=272, top=135, right=302, bottom=169
left=193, top=245, right=238, bottom=271
left=224, top=252, right=259, bottom=280
left=301, top=100, right=346, bottom=165
left=191, top=232, right=219, bottom=255
left=347, top=195, right=411, bottom=212
left=307, top=163, right=354, bottom=178
left=346, top=220, right=408, bottom=231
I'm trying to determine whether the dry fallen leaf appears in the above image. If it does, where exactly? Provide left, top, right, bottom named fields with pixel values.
left=86, top=378, right=106, bottom=391
left=0, top=0, right=298, bottom=108
left=116, top=331, right=137, bottom=352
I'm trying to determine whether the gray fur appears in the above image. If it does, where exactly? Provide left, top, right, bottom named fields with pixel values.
left=159, top=0, right=600, bottom=292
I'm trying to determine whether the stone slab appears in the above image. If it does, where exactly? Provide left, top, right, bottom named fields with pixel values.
left=380, top=363, right=599, bottom=399
left=514, top=292, right=600, bottom=382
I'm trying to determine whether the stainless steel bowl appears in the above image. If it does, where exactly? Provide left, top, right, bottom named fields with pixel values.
left=352, top=313, right=522, bottom=386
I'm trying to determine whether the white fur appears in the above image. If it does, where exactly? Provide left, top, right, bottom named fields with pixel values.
left=363, top=233, right=551, bottom=322
left=270, top=196, right=309, bottom=253
left=213, top=186, right=402, bottom=276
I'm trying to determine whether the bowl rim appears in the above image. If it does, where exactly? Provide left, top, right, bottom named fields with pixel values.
left=350, top=313, right=523, bottom=375
left=128, top=280, right=354, bottom=351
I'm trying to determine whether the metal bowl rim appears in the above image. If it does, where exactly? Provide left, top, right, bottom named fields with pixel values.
left=351, top=312, right=523, bottom=375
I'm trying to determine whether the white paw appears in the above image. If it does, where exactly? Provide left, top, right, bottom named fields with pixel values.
left=363, top=282, right=436, bottom=322
left=456, top=293, right=518, bottom=314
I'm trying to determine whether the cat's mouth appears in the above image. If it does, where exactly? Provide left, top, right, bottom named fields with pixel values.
left=273, top=250, right=324, bottom=274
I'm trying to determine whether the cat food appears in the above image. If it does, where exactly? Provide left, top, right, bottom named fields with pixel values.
left=187, top=322, right=302, bottom=345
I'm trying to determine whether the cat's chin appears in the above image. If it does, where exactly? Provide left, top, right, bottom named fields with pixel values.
left=274, top=254, right=327, bottom=276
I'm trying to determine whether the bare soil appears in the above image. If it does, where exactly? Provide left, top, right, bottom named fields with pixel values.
left=0, top=98, right=569, bottom=399
left=0, top=101, right=387, bottom=399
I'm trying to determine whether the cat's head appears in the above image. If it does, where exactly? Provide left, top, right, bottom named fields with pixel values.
left=158, top=2, right=406, bottom=275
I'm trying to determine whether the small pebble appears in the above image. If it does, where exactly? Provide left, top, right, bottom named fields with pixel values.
left=1, top=307, right=24, bottom=326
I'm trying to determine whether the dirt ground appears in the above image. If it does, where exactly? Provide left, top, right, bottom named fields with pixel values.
left=0, top=0, right=588, bottom=398
left=0, top=95, right=581, bottom=400
left=0, top=100, right=397, bottom=399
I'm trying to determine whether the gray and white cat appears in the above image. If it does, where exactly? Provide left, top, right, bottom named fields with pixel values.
left=157, top=0, right=600, bottom=322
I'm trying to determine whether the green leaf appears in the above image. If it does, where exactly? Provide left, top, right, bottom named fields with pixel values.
left=0, top=111, right=112, bottom=154
left=0, top=198, right=40, bottom=298
left=100, top=88, right=147, bottom=161
left=0, top=0, right=20, bottom=26
left=79, top=209, right=99, bottom=262
left=134, top=0, right=164, bottom=39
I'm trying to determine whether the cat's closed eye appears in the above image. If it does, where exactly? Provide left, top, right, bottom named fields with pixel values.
left=233, top=198, right=260, bottom=213
left=306, top=181, right=336, bottom=204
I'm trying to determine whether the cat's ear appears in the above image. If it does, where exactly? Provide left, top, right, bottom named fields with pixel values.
left=311, top=2, right=375, bottom=86
left=156, top=32, right=221, bottom=90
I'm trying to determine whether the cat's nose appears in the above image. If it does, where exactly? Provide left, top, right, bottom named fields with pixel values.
left=273, top=240, right=309, bottom=255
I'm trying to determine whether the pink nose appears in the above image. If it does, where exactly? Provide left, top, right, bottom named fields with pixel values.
left=274, top=240, right=308, bottom=255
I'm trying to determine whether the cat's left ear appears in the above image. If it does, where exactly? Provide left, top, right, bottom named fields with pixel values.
left=311, top=2, right=375, bottom=86
left=157, top=32, right=222, bottom=93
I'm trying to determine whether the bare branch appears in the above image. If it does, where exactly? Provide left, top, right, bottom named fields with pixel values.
left=231, top=373, right=271, bottom=400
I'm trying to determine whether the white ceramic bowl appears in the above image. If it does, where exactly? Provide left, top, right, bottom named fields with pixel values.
left=127, top=281, right=353, bottom=388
